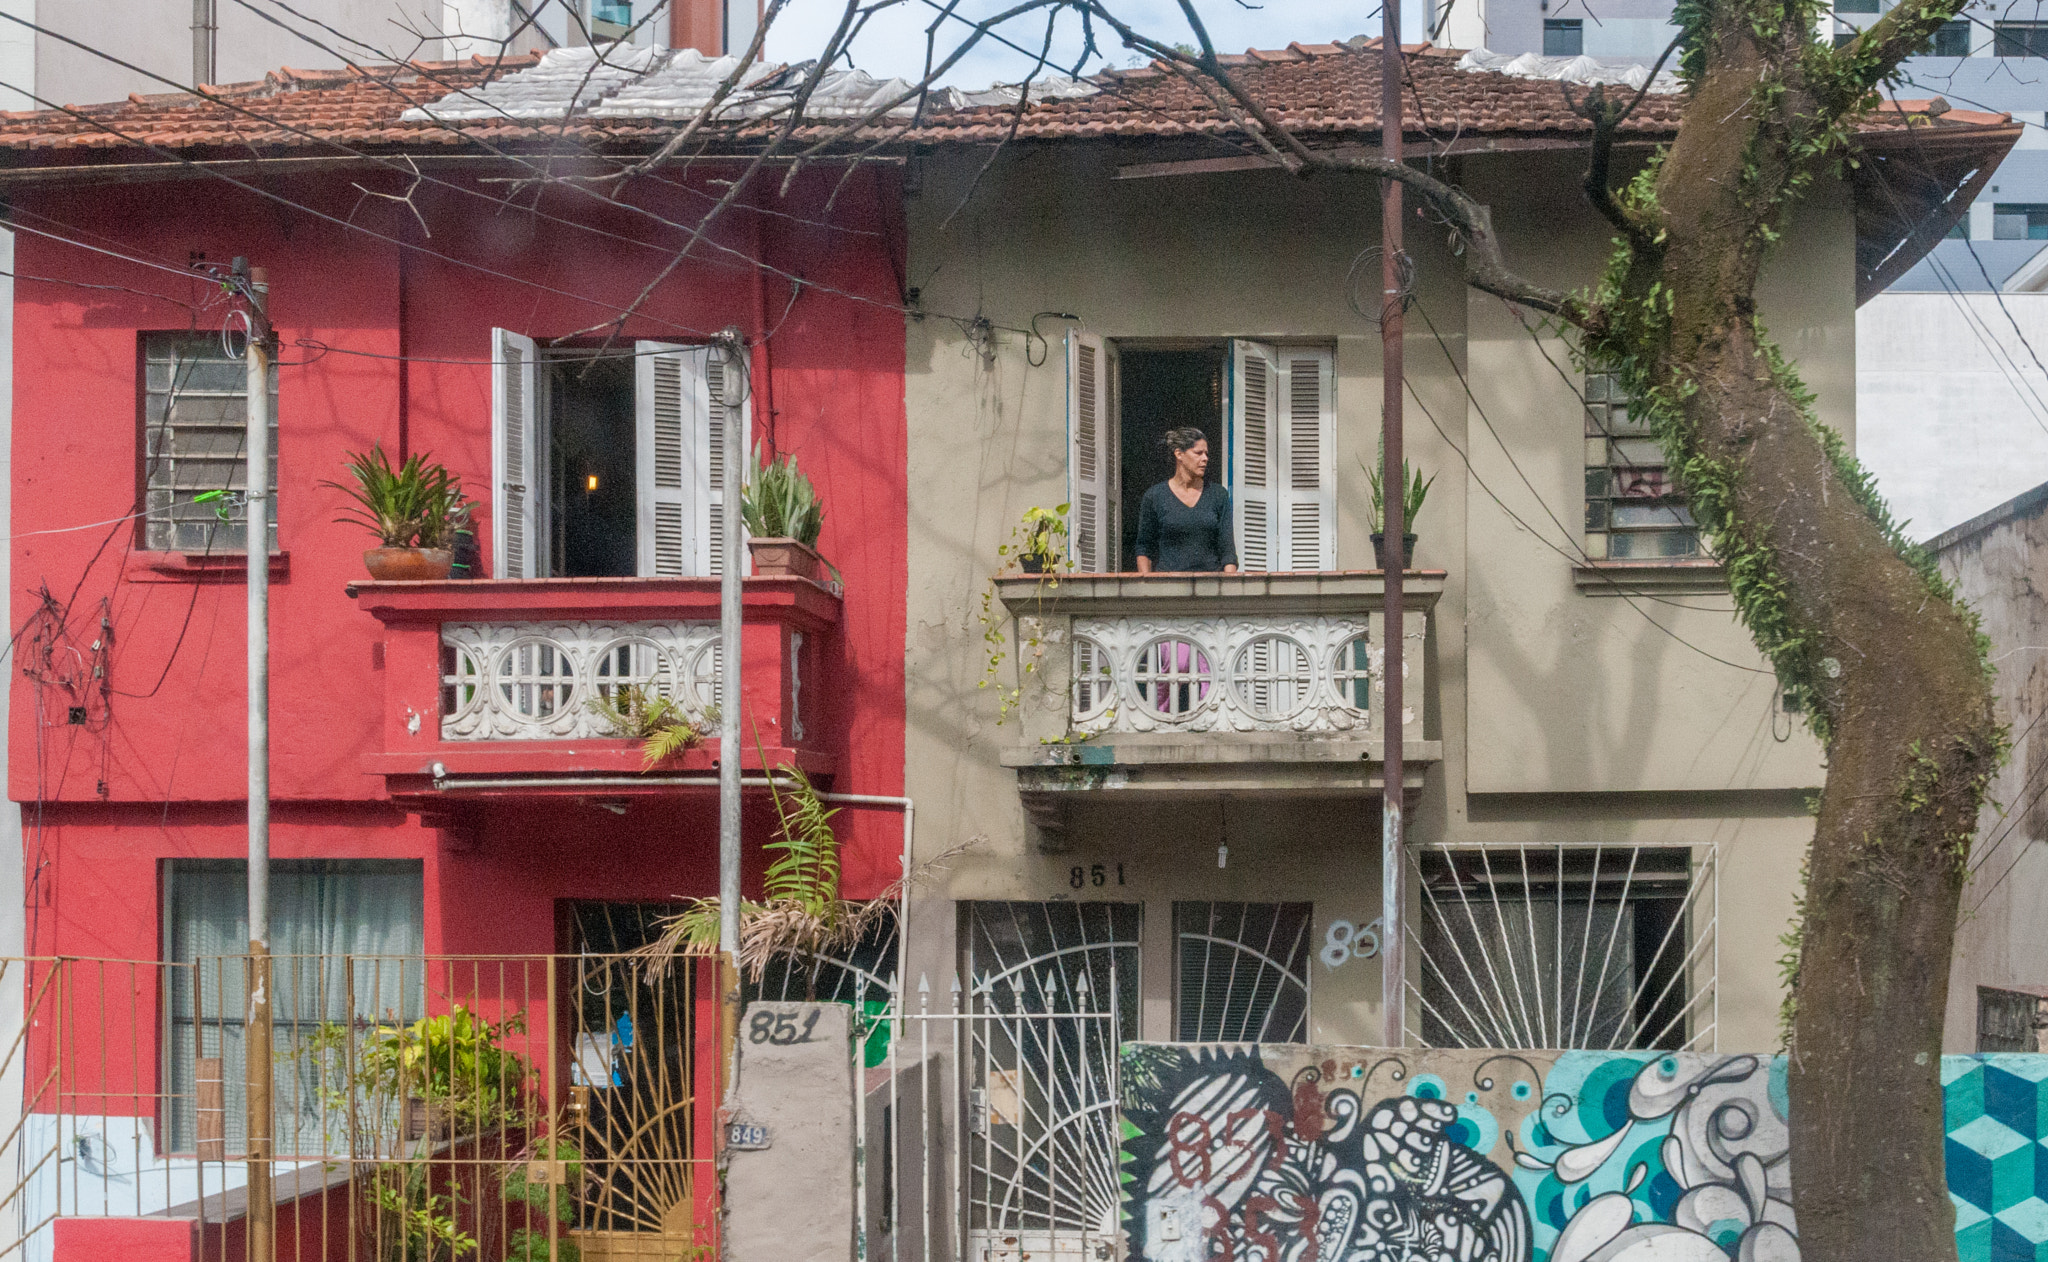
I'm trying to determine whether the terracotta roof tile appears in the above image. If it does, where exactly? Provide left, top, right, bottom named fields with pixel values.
left=0, top=39, right=2011, bottom=164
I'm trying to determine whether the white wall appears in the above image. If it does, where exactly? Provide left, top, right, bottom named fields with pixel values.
left=1857, top=292, right=2048, bottom=541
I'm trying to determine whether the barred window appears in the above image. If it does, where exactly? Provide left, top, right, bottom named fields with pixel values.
left=1583, top=370, right=1701, bottom=560
left=143, top=333, right=277, bottom=553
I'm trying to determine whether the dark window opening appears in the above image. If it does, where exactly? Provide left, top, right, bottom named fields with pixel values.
left=547, top=353, right=638, bottom=577
left=1116, top=347, right=1224, bottom=572
left=1977, top=985, right=2045, bottom=1052
left=1543, top=19, right=1584, bottom=56
left=1994, top=203, right=2048, bottom=240
left=1934, top=19, right=1972, bottom=55
left=1417, top=848, right=1694, bottom=1050
left=1175, top=902, right=1311, bottom=1042
left=1836, top=0, right=1879, bottom=14
left=1995, top=20, right=2048, bottom=56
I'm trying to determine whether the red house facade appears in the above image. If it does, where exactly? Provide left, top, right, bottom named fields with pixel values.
left=0, top=54, right=908, bottom=1253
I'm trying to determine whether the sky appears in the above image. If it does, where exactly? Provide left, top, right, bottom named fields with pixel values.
left=759, top=0, right=1431, bottom=88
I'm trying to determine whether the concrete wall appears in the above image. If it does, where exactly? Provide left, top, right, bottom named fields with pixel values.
left=900, top=141, right=1837, bottom=1052
left=1119, top=1042, right=2048, bottom=1262
left=1934, top=486, right=2048, bottom=1051
left=1857, top=292, right=2048, bottom=542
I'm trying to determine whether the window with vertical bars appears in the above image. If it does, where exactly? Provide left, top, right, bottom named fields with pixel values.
left=1174, top=902, right=1311, bottom=1043
left=143, top=333, right=278, bottom=553
left=1583, top=370, right=1702, bottom=560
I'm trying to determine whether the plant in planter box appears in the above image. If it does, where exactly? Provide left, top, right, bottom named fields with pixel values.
left=1364, top=449, right=1433, bottom=571
left=977, top=504, right=1071, bottom=722
left=741, top=441, right=827, bottom=581
left=323, top=444, right=470, bottom=581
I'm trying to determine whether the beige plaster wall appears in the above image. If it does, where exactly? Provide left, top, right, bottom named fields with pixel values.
left=900, top=141, right=1834, bottom=1050
left=1937, top=492, right=2048, bottom=1051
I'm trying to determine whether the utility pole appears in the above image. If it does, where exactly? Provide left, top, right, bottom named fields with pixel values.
left=1379, top=5, right=1408, bottom=1049
left=192, top=0, right=217, bottom=87
left=717, top=329, right=745, bottom=1070
left=236, top=257, right=275, bottom=1261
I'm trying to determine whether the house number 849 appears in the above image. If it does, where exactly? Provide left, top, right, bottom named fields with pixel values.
left=1069, top=864, right=1127, bottom=889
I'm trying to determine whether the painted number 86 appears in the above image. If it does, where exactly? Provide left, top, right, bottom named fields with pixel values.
left=1320, top=918, right=1384, bottom=969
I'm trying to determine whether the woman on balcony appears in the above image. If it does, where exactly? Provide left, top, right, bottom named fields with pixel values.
left=1135, top=427, right=1238, bottom=574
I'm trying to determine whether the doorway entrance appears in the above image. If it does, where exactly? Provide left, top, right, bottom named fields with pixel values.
left=1116, top=347, right=1225, bottom=571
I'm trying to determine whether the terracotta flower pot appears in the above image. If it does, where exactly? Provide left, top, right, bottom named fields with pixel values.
left=747, top=537, right=827, bottom=582
left=364, top=546, right=454, bottom=581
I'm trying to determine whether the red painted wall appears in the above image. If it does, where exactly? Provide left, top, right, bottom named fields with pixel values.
left=9, top=164, right=909, bottom=1105
left=54, top=1215, right=197, bottom=1262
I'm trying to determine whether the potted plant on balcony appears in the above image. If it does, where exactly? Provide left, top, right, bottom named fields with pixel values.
left=1365, top=450, right=1433, bottom=571
left=1000, top=503, right=1070, bottom=574
left=742, top=442, right=828, bottom=581
left=324, top=444, right=468, bottom=581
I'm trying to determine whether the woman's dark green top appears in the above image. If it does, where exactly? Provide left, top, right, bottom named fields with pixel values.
left=1136, top=481, right=1237, bottom=573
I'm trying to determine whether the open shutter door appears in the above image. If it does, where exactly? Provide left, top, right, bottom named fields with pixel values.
left=1279, top=348, right=1336, bottom=571
left=1067, top=331, right=1113, bottom=572
left=491, top=328, right=543, bottom=578
left=703, top=349, right=752, bottom=576
left=1229, top=340, right=1280, bottom=572
left=635, top=342, right=705, bottom=577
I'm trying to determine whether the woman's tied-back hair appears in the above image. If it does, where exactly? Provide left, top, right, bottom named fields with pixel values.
left=1163, top=427, right=1208, bottom=456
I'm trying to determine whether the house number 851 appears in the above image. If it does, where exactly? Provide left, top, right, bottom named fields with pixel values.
left=1069, top=864, right=1127, bottom=889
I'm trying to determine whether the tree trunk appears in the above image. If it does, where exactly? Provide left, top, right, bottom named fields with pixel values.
left=1628, top=23, right=2001, bottom=1261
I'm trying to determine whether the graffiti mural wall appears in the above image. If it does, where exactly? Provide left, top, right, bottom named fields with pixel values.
left=1120, top=1045, right=2048, bottom=1262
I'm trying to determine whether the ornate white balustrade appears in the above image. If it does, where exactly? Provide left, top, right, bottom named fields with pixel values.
left=1069, top=614, right=1379, bottom=734
left=439, top=620, right=721, bottom=741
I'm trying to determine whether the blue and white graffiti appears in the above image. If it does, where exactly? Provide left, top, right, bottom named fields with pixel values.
left=1120, top=1046, right=1800, bottom=1262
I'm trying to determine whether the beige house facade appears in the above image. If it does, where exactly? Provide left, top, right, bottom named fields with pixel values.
left=892, top=46, right=2016, bottom=1061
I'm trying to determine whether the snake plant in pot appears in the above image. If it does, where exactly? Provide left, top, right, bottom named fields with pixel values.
left=1365, top=451, right=1433, bottom=572
left=742, top=441, right=829, bottom=581
left=324, top=445, right=470, bottom=580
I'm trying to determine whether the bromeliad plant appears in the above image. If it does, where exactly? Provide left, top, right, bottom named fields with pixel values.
left=740, top=441, right=824, bottom=547
left=322, top=444, right=469, bottom=550
left=587, top=684, right=716, bottom=767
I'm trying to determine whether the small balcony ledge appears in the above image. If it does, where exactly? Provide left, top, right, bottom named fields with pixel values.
left=994, top=568, right=1446, bottom=617
left=988, top=570, right=1441, bottom=842
left=350, top=576, right=838, bottom=801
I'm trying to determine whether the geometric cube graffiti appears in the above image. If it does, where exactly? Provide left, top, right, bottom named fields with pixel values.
left=1945, top=1055, right=2048, bottom=1262
left=1121, top=1046, right=2048, bottom=1262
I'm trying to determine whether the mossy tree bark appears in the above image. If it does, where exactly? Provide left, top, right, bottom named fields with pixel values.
left=1097, top=0, right=2005, bottom=1256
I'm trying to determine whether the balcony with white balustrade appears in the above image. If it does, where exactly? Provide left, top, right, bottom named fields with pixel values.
left=348, top=576, right=839, bottom=799
left=992, top=570, right=1442, bottom=834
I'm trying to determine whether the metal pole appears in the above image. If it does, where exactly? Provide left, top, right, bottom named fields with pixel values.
left=1379, top=12, right=1408, bottom=1050
left=191, top=0, right=216, bottom=86
left=718, top=330, right=745, bottom=964
left=239, top=258, right=275, bottom=1261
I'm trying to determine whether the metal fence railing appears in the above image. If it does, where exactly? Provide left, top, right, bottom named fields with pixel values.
left=0, top=953, right=725, bottom=1262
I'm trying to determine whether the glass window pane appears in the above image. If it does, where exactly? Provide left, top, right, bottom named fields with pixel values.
left=142, top=333, right=279, bottom=554
left=164, top=860, right=424, bottom=1155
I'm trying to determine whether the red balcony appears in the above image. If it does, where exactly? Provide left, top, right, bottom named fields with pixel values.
left=349, top=576, right=840, bottom=799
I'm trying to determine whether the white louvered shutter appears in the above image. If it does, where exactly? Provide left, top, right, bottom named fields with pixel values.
left=1278, top=348, right=1336, bottom=571
left=702, top=349, right=751, bottom=576
left=635, top=342, right=704, bottom=577
left=1229, top=340, right=1281, bottom=572
left=1067, top=331, right=1114, bottom=572
left=491, top=328, right=544, bottom=578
